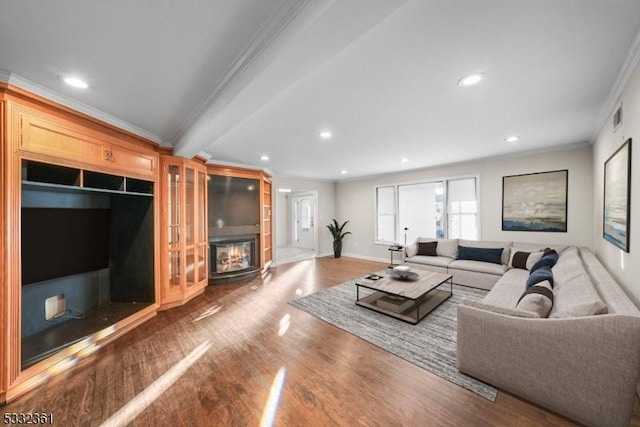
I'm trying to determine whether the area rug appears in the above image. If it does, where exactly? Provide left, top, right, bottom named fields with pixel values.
left=289, top=278, right=498, bottom=401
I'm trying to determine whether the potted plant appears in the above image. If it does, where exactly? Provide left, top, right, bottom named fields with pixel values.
left=326, top=219, right=351, bottom=258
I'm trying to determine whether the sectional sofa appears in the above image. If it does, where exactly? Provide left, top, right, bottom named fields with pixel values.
left=403, top=238, right=640, bottom=427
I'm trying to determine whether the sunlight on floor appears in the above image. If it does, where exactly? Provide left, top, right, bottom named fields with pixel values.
left=100, top=341, right=212, bottom=427
left=192, top=304, right=222, bottom=323
left=278, top=314, right=291, bottom=337
left=259, top=367, right=287, bottom=427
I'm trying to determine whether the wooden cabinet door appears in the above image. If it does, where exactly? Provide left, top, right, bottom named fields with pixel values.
left=106, top=142, right=157, bottom=178
left=18, top=109, right=104, bottom=167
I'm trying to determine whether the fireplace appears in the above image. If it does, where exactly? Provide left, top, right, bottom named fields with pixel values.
left=210, top=235, right=259, bottom=281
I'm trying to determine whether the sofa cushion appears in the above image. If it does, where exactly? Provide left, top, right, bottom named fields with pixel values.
left=509, top=250, right=544, bottom=270
left=530, top=253, right=559, bottom=272
left=413, top=238, right=459, bottom=258
left=483, top=268, right=529, bottom=307
left=457, top=245, right=503, bottom=264
left=549, top=273, right=608, bottom=318
left=462, top=299, right=539, bottom=318
left=406, top=255, right=454, bottom=268
left=516, top=281, right=554, bottom=317
left=417, top=241, right=438, bottom=256
left=526, top=266, right=554, bottom=288
left=405, top=243, right=418, bottom=258
left=552, top=246, right=583, bottom=283
left=435, top=238, right=458, bottom=258
left=458, top=239, right=512, bottom=265
left=449, top=259, right=507, bottom=275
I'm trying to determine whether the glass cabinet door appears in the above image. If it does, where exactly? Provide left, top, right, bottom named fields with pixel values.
left=168, top=165, right=180, bottom=249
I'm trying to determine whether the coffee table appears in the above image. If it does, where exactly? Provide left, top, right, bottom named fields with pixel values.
left=355, top=270, right=453, bottom=324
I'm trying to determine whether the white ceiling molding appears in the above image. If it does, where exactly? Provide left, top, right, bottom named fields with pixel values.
left=594, top=25, right=640, bottom=139
left=0, top=69, right=163, bottom=144
left=206, top=157, right=272, bottom=175
left=173, top=0, right=336, bottom=155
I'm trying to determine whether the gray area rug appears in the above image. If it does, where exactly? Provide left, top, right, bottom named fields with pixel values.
left=289, top=278, right=498, bottom=401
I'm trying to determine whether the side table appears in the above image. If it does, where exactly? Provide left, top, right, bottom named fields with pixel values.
left=388, top=245, right=403, bottom=267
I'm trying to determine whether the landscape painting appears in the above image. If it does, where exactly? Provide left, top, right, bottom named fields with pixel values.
left=603, top=139, right=631, bottom=252
left=502, top=170, right=568, bottom=232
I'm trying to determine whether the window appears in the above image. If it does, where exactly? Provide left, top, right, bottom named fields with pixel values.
left=374, top=176, right=478, bottom=244
left=376, top=186, right=396, bottom=243
left=447, top=178, right=478, bottom=239
left=398, top=182, right=443, bottom=244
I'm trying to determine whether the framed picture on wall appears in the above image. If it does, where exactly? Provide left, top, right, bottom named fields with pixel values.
left=502, top=169, right=568, bottom=232
left=603, top=138, right=632, bottom=252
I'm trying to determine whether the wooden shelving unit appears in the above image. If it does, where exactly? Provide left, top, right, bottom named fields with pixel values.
left=159, top=156, right=208, bottom=310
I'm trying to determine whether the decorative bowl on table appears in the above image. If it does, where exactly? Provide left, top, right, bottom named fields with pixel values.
left=391, top=265, right=418, bottom=281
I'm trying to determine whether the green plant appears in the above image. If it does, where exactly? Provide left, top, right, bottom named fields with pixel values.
left=326, top=219, right=351, bottom=241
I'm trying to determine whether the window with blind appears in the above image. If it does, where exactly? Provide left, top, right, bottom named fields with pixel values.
left=376, top=186, right=396, bottom=243
left=447, top=177, right=478, bottom=239
left=374, top=176, right=478, bottom=243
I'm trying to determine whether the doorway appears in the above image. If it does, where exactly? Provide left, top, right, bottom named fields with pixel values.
left=274, top=191, right=317, bottom=265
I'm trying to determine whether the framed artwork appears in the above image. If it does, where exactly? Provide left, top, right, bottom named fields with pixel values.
left=603, top=139, right=632, bottom=252
left=502, top=170, right=568, bottom=232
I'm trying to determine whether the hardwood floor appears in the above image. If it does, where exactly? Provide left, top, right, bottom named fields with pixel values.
left=3, top=257, right=640, bottom=426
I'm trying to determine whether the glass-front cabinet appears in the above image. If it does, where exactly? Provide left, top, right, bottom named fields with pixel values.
left=160, top=156, right=208, bottom=309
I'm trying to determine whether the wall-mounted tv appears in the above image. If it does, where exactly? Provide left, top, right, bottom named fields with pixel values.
left=21, top=208, right=111, bottom=285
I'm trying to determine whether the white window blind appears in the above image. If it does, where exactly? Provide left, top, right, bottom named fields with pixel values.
left=447, top=177, right=478, bottom=239
left=376, top=186, right=396, bottom=243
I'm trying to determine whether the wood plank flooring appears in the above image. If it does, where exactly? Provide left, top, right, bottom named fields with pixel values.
left=3, top=257, right=640, bottom=426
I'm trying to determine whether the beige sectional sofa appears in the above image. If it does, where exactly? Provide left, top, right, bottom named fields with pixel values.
left=403, top=238, right=640, bottom=427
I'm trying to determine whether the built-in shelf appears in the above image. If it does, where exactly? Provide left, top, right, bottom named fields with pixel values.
left=22, top=160, right=154, bottom=197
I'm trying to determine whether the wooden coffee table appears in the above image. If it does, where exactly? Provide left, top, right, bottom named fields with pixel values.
left=355, top=270, right=453, bottom=324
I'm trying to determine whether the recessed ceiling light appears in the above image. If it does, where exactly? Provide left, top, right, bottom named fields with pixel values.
left=340, top=170, right=347, bottom=175
left=278, top=188, right=292, bottom=193
left=400, top=158, right=409, bottom=163
left=318, top=130, right=332, bottom=139
left=457, top=73, right=484, bottom=87
left=63, top=76, right=89, bottom=89
left=260, top=155, right=270, bottom=161
left=505, top=135, right=520, bottom=143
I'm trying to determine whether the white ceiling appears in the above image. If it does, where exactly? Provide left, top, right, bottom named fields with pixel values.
left=1, top=0, right=640, bottom=181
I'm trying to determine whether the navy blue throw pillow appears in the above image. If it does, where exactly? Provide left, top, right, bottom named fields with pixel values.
left=530, top=253, right=559, bottom=272
left=526, top=265, right=554, bottom=288
left=457, top=245, right=503, bottom=265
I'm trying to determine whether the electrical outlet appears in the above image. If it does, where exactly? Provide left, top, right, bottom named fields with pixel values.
left=45, top=294, right=66, bottom=320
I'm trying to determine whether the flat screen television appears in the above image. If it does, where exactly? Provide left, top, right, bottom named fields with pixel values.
left=21, top=208, right=111, bottom=285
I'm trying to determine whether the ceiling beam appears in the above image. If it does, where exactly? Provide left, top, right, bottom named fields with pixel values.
left=172, top=0, right=408, bottom=159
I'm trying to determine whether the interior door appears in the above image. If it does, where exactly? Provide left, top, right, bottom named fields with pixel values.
left=293, top=195, right=315, bottom=250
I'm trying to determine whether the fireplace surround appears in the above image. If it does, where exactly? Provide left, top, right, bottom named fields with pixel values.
left=209, top=235, right=259, bottom=282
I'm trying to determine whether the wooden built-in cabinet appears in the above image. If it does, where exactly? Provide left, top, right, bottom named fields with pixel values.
left=0, top=84, right=272, bottom=404
left=0, top=84, right=161, bottom=403
left=261, top=176, right=273, bottom=269
left=159, top=156, right=208, bottom=309
left=208, top=165, right=272, bottom=272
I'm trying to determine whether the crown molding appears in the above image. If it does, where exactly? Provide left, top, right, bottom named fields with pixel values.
left=0, top=69, right=164, bottom=145
left=594, top=26, right=640, bottom=140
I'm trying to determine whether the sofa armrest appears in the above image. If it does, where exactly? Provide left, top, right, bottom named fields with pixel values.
left=404, top=242, right=417, bottom=259
left=457, top=305, right=640, bottom=427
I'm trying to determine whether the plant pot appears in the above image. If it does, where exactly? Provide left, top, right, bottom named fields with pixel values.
left=333, top=240, right=342, bottom=258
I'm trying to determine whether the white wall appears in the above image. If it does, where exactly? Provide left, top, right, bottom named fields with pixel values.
left=592, top=59, right=640, bottom=308
left=272, top=176, right=336, bottom=256
left=336, top=145, right=594, bottom=262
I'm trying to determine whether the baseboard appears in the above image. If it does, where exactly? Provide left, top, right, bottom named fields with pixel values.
left=341, top=252, right=388, bottom=264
